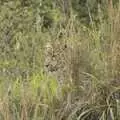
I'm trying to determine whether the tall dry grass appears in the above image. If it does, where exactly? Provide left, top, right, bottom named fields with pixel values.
left=0, top=1, right=120, bottom=120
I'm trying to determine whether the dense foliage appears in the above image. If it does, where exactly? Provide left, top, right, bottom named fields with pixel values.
left=0, top=0, right=120, bottom=120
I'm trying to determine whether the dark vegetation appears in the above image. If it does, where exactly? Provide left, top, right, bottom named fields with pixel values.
left=0, top=0, right=120, bottom=120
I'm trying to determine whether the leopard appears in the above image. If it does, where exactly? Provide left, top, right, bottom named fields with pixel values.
left=43, top=40, right=91, bottom=89
left=44, top=41, right=72, bottom=85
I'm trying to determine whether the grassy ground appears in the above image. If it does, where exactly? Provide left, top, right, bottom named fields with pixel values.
left=0, top=1, right=120, bottom=120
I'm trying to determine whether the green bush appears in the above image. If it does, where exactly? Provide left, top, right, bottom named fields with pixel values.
left=0, top=0, right=120, bottom=120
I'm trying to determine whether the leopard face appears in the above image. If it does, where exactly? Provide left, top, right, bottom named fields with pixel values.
left=44, top=41, right=72, bottom=84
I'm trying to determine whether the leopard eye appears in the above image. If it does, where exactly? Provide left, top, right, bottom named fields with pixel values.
left=64, top=44, right=67, bottom=48
left=45, top=64, right=49, bottom=67
left=52, top=54, right=55, bottom=57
